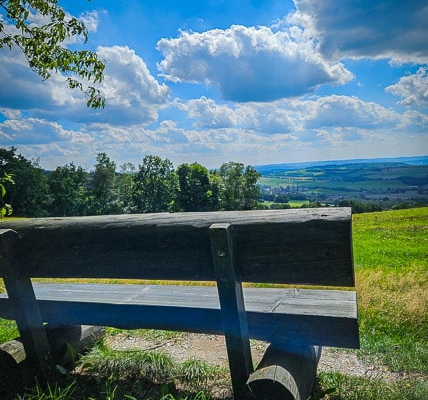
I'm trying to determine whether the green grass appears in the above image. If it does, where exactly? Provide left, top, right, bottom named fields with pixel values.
left=0, top=317, right=19, bottom=343
left=1, top=207, right=427, bottom=399
left=288, top=199, right=310, bottom=207
left=317, top=372, right=428, bottom=400
left=352, top=207, right=428, bottom=376
left=9, top=344, right=225, bottom=400
left=353, top=207, right=427, bottom=271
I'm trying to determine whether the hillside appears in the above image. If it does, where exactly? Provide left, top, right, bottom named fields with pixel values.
left=257, top=157, right=428, bottom=210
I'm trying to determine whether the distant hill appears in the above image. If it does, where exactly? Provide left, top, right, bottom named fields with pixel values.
left=255, top=156, right=428, bottom=174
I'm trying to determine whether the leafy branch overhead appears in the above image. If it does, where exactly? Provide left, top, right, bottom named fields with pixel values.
left=0, top=0, right=105, bottom=109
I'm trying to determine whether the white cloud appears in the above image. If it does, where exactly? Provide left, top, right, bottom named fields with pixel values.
left=0, top=44, right=170, bottom=125
left=178, top=97, right=296, bottom=133
left=291, top=0, right=428, bottom=63
left=386, top=68, right=428, bottom=108
left=0, top=46, right=66, bottom=110
left=0, top=117, right=90, bottom=145
left=399, top=110, right=428, bottom=132
left=178, top=97, right=242, bottom=129
left=78, top=10, right=102, bottom=33
left=0, top=108, right=22, bottom=120
left=92, top=45, right=170, bottom=124
left=178, top=95, right=404, bottom=136
left=297, top=95, right=401, bottom=130
left=157, top=24, right=353, bottom=102
left=3, top=95, right=426, bottom=171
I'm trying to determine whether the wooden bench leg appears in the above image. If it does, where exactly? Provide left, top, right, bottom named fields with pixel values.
left=0, top=229, right=54, bottom=384
left=247, top=344, right=322, bottom=400
left=210, top=223, right=253, bottom=400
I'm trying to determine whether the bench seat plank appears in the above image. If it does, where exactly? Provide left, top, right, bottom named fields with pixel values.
left=0, top=283, right=359, bottom=349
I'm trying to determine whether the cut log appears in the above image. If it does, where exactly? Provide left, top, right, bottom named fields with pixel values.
left=247, top=344, right=322, bottom=400
left=0, top=325, right=105, bottom=395
left=0, top=339, right=24, bottom=395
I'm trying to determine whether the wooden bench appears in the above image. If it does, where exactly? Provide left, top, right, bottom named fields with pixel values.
left=0, top=208, right=359, bottom=400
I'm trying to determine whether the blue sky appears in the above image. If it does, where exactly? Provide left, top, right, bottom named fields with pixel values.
left=0, top=0, right=427, bottom=170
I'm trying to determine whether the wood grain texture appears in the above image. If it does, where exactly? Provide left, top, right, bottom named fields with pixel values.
left=0, top=208, right=354, bottom=286
left=210, top=223, right=253, bottom=399
left=247, top=344, right=322, bottom=400
left=0, top=230, right=54, bottom=383
left=0, top=283, right=360, bottom=348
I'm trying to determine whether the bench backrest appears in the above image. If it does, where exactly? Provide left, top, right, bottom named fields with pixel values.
left=0, top=208, right=354, bottom=287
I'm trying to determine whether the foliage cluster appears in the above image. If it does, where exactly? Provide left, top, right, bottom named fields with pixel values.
left=0, top=0, right=105, bottom=108
left=0, top=147, right=261, bottom=217
left=0, top=172, right=14, bottom=217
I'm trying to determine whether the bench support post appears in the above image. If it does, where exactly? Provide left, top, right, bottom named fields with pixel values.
left=0, top=229, right=54, bottom=384
left=209, top=223, right=253, bottom=400
left=247, top=344, right=322, bottom=400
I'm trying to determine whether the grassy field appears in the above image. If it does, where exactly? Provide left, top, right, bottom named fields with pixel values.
left=352, top=208, right=428, bottom=377
left=0, top=207, right=427, bottom=399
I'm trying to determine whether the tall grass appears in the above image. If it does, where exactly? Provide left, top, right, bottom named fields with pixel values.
left=352, top=207, right=428, bottom=373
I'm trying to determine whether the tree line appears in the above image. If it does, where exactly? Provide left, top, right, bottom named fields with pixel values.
left=0, top=147, right=261, bottom=217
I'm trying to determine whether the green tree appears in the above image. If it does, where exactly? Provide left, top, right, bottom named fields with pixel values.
left=176, top=162, right=212, bottom=211
left=132, top=155, right=179, bottom=213
left=0, top=147, right=49, bottom=216
left=0, top=0, right=105, bottom=108
left=116, top=162, right=136, bottom=213
left=207, top=170, right=222, bottom=211
left=86, top=153, right=120, bottom=215
left=218, top=161, right=261, bottom=210
left=241, top=165, right=262, bottom=210
left=0, top=172, right=14, bottom=218
left=47, top=162, right=88, bottom=216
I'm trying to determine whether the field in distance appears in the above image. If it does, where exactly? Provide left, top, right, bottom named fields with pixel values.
left=256, top=156, right=428, bottom=209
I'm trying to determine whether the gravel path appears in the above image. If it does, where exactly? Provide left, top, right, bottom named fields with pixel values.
left=105, top=332, right=416, bottom=382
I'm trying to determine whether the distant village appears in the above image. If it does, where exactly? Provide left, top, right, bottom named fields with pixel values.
left=257, top=162, right=428, bottom=211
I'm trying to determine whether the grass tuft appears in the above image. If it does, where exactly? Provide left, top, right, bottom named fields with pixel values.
left=79, top=344, right=176, bottom=384
left=14, top=381, right=76, bottom=400
left=177, top=359, right=215, bottom=387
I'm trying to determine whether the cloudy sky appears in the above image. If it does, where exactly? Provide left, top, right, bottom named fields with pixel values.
left=1, top=0, right=427, bottom=170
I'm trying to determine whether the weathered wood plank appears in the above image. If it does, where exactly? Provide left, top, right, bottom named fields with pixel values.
left=0, top=283, right=359, bottom=348
left=0, top=230, right=54, bottom=383
left=210, top=223, right=253, bottom=399
left=0, top=209, right=354, bottom=286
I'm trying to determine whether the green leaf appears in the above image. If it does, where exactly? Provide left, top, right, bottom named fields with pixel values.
left=55, top=364, right=68, bottom=375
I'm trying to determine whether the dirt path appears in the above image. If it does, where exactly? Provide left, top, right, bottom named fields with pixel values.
left=106, top=332, right=416, bottom=382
